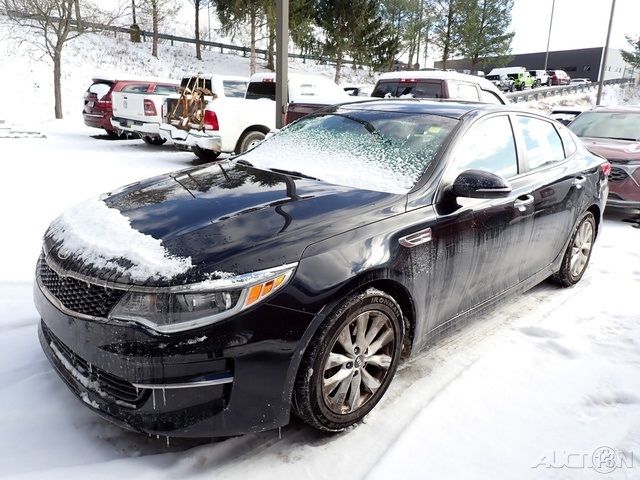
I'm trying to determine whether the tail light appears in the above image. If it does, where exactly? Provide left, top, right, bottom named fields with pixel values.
left=601, top=161, right=611, bottom=177
left=96, top=91, right=112, bottom=110
left=204, top=110, right=219, bottom=130
left=284, top=110, right=291, bottom=125
left=144, top=99, right=157, bottom=116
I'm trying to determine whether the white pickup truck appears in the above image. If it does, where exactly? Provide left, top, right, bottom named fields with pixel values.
left=110, top=79, right=179, bottom=144
left=159, top=72, right=351, bottom=162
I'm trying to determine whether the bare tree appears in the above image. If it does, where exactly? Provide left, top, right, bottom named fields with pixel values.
left=187, top=0, right=208, bottom=60
left=140, top=0, right=179, bottom=58
left=2, top=0, right=118, bottom=119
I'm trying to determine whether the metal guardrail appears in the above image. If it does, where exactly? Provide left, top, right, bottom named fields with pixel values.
left=505, top=78, right=634, bottom=103
left=3, top=10, right=360, bottom=67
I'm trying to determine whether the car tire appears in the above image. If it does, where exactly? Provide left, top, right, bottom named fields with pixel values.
left=141, top=135, right=166, bottom=146
left=237, top=130, right=266, bottom=153
left=552, top=212, right=596, bottom=287
left=292, top=289, right=404, bottom=432
left=192, top=146, right=221, bottom=163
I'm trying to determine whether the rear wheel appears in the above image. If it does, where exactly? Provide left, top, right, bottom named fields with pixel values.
left=237, top=130, right=266, bottom=153
left=293, top=290, right=404, bottom=432
left=141, top=135, right=166, bottom=146
left=192, top=146, right=221, bottom=163
left=552, top=212, right=596, bottom=287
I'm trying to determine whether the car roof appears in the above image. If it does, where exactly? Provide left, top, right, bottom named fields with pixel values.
left=588, top=106, right=640, bottom=113
left=335, top=99, right=506, bottom=119
left=379, top=70, right=487, bottom=82
left=249, top=72, right=335, bottom=82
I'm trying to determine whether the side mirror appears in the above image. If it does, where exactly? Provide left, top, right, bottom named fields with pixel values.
left=451, top=170, right=512, bottom=199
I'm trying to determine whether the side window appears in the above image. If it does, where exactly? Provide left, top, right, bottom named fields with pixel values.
left=517, top=116, right=565, bottom=169
left=556, top=123, right=577, bottom=157
left=223, top=80, right=248, bottom=98
left=455, top=82, right=480, bottom=101
left=480, top=89, right=504, bottom=104
left=453, top=115, right=518, bottom=179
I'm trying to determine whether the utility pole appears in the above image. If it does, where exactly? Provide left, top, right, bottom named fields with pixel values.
left=275, top=0, right=289, bottom=129
left=597, top=0, right=617, bottom=105
left=543, top=0, right=556, bottom=71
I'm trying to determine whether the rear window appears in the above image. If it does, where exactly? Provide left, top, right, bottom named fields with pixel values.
left=87, top=82, right=112, bottom=98
left=246, top=81, right=276, bottom=100
left=223, top=80, right=248, bottom=98
left=122, top=84, right=150, bottom=93
left=371, top=80, right=443, bottom=99
left=180, top=77, right=212, bottom=94
left=153, top=84, right=179, bottom=94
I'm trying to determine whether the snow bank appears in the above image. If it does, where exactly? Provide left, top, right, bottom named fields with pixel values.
left=48, top=198, right=192, bottom=281
left=524, top=84, right=640, bottom=114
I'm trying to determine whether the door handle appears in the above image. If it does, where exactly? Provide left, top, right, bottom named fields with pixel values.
left=572, top=175, right=587, bottom=189
left=514, top=194, right=534, bottom=212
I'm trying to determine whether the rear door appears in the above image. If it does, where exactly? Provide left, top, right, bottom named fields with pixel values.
left=512, top=114, right=580, bottom=275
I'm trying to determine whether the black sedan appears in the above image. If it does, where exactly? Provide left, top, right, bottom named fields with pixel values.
left=35, top=100, right=609, bottom=437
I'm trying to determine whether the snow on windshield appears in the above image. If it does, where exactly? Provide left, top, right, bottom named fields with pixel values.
left=47, top=198, right=192, bottom=281
left=239, top=110, right=457, bottom=194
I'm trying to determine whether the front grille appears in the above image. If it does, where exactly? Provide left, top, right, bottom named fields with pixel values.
left=37, top=256, right=125, bottom=318
left=42, top=321, right=147, bottom=407
left=609, top=167, right=629, bottom=182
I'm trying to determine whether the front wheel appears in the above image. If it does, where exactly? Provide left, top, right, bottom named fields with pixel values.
left=141, top=135, right=166, bottom=146
left=192, top=146, right=221, bottom=163
left=293, top=290, right=404, bottom=432
left=552, top=212, right=596, bottom=287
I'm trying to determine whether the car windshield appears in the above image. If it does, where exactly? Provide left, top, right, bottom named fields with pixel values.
left=507, top=74, right=520, bottom=80
left=568, top=111, right=640, bottom=141
left=237, top=108, right=458, bottom=194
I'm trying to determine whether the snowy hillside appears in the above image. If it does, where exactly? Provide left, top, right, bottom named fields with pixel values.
left=0, top=17, right=374, bottom=126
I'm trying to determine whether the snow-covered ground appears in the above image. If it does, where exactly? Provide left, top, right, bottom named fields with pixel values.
left=1, top=120, right=640, bottom=480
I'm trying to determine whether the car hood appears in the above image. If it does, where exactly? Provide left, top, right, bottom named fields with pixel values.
left=581, top=137, right=640, bottom=161
left=44, top=162, right=402, bottom=286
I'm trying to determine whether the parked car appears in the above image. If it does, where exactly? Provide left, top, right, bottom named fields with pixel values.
left=550, top=106, right=588, bottom=126
left=36, top=100, right=608, bottom=438
left=158, top=74, right=253, bottom=161
left=250, top=72, right=352, bottom=124
left=371, top=71, right=508, bottom=104
left=568, top=106, right=640, bottom=209
left=570, top=78, right=591, bottom=85
left=110, top=79, right=179, bottom=145
left=343, top=84, right=375, bottom=97
left=508, top=71, right=535, bottom=90
left=485, top=73, right=514, bottom=92
left=548, top=70, right=571, bottom=85
left=82, top=78, right=119, bottom=137
left=528, top=70, right=551, bottom=87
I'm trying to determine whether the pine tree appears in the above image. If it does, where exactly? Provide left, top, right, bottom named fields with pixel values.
left=460, top=0, right=514, bottom=72
left=621, top=35, right=640, bottom=70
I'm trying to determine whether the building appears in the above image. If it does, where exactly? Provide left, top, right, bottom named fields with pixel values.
left=434, top=47, right=636, bottom=81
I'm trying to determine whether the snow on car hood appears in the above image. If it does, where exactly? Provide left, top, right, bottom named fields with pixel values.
left=46, top=198, right=193, bottom=282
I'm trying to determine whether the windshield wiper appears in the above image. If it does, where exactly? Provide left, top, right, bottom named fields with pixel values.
left=269, top=168, right=322, bottom=181
left=235, top=159, right=253, bottom=167
left=587, top=136, right=637, bottom=142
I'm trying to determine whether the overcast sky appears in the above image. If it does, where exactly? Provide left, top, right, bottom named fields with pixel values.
left=510, top=0, right=639, bottom=53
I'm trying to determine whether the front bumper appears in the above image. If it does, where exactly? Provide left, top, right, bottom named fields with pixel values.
left=159, top=124, right=222, bottom=152
left=34, top=278, right=315, bottom=437
left=608, top=163, right=640, bottom=209
left=111, top=117, right=160, bottom=136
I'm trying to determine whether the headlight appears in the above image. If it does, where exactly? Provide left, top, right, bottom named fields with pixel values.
left=109, top=263, right=297, bottom=333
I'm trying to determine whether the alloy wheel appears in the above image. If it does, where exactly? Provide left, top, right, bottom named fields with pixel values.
left=570, top=221, right=593, bottom=277
left=322, top=311, right=395, bottom=415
